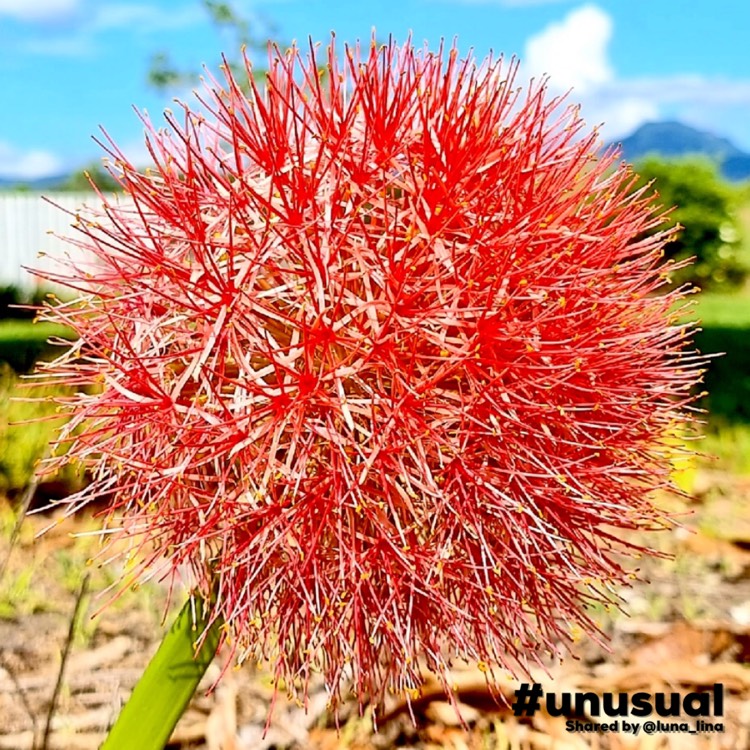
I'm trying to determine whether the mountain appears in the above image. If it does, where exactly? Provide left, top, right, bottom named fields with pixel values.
left=610, top=121, right=750, bottom=181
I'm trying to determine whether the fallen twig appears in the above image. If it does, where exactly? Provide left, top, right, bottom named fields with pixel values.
left=41, top=573, right=90, bottom=750
left=0, top=474, right=39, bottom=584
left=0, top=652, right=39, bottom=748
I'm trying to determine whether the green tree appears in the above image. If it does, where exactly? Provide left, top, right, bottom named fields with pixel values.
left=148, top=1, right=275, bottom=93
left=633, top=156, right=746, bottom=290
left=53, top=163, right=122, bottom=193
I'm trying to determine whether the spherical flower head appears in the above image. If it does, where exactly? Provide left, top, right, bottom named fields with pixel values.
left=38, top=38, right=703, bottom=715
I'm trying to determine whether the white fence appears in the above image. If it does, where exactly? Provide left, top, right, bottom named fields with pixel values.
left=0, top=192, right=106, bottom=290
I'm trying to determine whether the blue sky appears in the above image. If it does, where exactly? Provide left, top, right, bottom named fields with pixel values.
left=1, top=0, right=749, bottom=180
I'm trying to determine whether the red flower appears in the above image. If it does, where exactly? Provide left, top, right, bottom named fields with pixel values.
left=37, top=39, right=702, bottom=714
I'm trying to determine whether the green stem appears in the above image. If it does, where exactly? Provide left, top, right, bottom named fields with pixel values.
left=101, top=593, right=222, bottom=750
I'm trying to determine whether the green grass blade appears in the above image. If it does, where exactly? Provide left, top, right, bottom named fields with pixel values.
left=101, top=594, right=222, bottom=750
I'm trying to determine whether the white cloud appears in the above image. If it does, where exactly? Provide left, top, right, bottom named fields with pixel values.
left=0, top=0, right=80, bottom=22
left=602, top=76, right=750, bottom=106
left=593, top=98, right=659, bottom=141
left=3, top=0, right=202, bottom=31
left=591, top=76, right=750, bottom=144
left=522, top=4, right=750, bottom=146
left=90, top=4, right=204, bottom=33
left=501, top=0, right=573, bottom=4
left=16, top=2, right=204, bottom=58
left=22, top=35, right=96, bottom=56
left=106, top=136, right=156, bottom=170
left=522, top=4, right=648, bottom=140
left=430, top=0, right=573, bottom=5
left=524, top=4, right=612, bottom=94
left=0, top=141, right=64, bottom=180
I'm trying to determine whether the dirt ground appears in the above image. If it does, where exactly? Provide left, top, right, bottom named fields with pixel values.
left=1, top=469, right=749, bottom=750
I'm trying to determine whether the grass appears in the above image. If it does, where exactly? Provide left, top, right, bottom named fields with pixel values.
left=685, top=290, right=750, bottom=327
left=674, top=284, right=750, bottom=426
left=0, top=499, right=172, bottom=629
left=0, top=365, right=83, bottom=495
left=0, top=319, right=76, bottom=342
left=697, top=422, right=750, bottom=475
left=0, top=319, right=76, bottom=373
left=686, top=188, right=750, bottom=467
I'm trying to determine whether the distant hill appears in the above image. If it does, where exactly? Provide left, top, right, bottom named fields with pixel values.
left=610, top=121, right=750, bottom=181
left=0, top=174, right=71, bottom=190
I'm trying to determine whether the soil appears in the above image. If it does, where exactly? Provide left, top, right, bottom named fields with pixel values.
left=1, top=469, right=749, bottom=750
